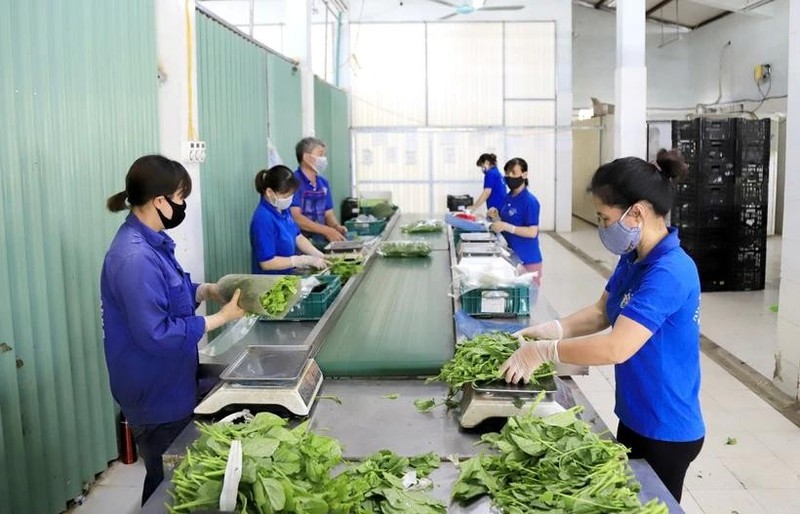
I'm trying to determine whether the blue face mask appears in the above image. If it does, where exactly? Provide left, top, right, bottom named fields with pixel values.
left=598, top=206, right=641, bottom=255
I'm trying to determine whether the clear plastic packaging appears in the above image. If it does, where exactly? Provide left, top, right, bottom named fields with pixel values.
left=377, top=240, right=433, bottom=258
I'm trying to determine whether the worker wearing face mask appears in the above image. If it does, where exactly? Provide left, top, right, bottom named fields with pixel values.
left=290, top=137, right=347, bottom=245
left=469, top=152, right=507, bottom=213
left=251, top=165, right=328, bottom=274
left=101, top=155, right=245, bottom=505
left=487, top=157, right=543, bottom=286
left=503, top=150, right=704, bottom=504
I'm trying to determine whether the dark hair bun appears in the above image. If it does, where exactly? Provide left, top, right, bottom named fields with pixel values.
left=655, top=149, right=688, bottom=182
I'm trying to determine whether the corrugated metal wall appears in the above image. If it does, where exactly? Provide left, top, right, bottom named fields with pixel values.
left=0, top=1, right=159, bottom=512
left=267, top=54, right=303, bottom=170
left=197, top=11, right=269, bottom=284
left=314, top=78, right=352, bottom=213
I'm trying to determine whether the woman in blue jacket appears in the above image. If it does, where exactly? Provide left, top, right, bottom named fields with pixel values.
left=101, top=155, right=245, bottom=505
left=470, top=152, right=507, bottom=212
left=250, top=165, right=328, bottom=274
left=488, top=157, right=543, bottom=286
left=502, top=150, right=704, bottom=503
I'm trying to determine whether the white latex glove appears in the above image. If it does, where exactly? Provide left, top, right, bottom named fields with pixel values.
left=512, top=319, right=564, bottom=341
left=291, top=255, right=328, bottom=269
left=499, top=338, right=560, bottom=384
left=486, top=207, right=500, bottom=221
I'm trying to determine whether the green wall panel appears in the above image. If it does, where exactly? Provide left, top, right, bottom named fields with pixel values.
left=267, top=54, right=303, bottom=170
left=314, top=78, right=352, bottom=219
left=0, top=0, right=159, bottom=511
left=197, top=12, right=269, bottom=283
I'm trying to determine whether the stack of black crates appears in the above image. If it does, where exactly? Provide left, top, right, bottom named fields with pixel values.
left=671, top=118, right=770, bottom=292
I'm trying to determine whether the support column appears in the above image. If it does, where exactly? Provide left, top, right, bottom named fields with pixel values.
left=336, top=11, right=351, bottom=91
left=614, top=0, right=647, bottom=158
left=285, top=0, right=315, bottom=136
left=776, top=0, right=800, bottom=400
left=555, top=6, right=573, bottom=232
left=155, top=0, right=205, bottom=284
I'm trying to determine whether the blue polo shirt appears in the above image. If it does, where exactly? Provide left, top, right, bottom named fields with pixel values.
left=101, top=214, right=205, bottom=426
left=499, top=188, right=542, bottom=265
left=483, top=166, right=507, bottom=211
left=250, top=197, right=301, bottom=274
left=605, top=227, right=704, bottom=442
left=292, top=168, right=334, bottom=225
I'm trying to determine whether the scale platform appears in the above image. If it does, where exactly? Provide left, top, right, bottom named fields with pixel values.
left=324, top=240, right=364, bottom=253
left=459, top=377, right=564, bottom=428
left=195, top=346, right=323, bottom=416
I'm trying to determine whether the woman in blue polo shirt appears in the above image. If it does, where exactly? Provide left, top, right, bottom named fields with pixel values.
left=102, top=155, right=245, bottom=505
left=487, top=157, right=542, bottom=286
left=251, top=165, right=328, bottom=274
left=502, top=150, right=704, bottom=503
left=470, top=152, right=507, bottom=212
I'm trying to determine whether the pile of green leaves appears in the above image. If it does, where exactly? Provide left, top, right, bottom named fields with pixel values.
left=326, top=450, right=446, bottom=513
left=378, top=241, right=433, bottom=258
left=452, top=407, right=668, bottom=514
left=327, top=257, right=364, bottom=283
left=258, top=276, right=301, bottom=316
left=168, top=413, right=444, bottom=513
left=427, top=332, right=555, bottom=399
left=401, top=219, right=444, bottom=234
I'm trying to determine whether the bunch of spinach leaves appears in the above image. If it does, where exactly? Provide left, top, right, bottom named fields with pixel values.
left=258, top=276, right=300, bottom=316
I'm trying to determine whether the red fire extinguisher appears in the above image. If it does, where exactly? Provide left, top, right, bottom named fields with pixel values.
left=117, top=413, right=138, bottom=464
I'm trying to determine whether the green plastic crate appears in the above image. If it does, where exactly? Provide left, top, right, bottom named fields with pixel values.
left=283, top=275, right=342, bottom=320
left=460, top=284, right=531, bottom=318
left=345, top=218, right=387, bottom=236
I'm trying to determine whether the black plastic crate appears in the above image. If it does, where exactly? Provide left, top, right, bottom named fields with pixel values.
left=735, top=118, right=770, bottom=141
left=700, top=139, right=736, bottom=163
left=737, top=205, right=767, bottom=231
left=681, top=161, right=735, bottom=186
left=738, top=163, right=767, bottom=184
left=702, top=119, right=734, bottom=140
left=447, top=194, right=473, bottom=212
left=672, top=120, right=700, bottom=141
left=732, top=242, right=766, bottom=270
left=735, top=181, right=768, bottom=206
left=737, top=138, right=770, bottom=165
left=730, top=268, right=765, bottom=291
left=675, top=139, right=699, bottom=162
left=681, top=234, right=734, bottom=273
left=735, top=224, right=767, bottom=241
left=671, top=202, right=732, bottom=230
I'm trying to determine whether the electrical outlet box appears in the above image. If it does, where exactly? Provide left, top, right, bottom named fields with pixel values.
left=754, top=64, right=771, bottom=82
left=182, top=140, right=206, bottom=163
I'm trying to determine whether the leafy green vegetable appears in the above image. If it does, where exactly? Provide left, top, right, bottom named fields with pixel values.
left=326, top=450, right=445, bottom=513
left=401, top=219, right=444, bottom=234
left=327, top=256, right=364, bottom=283
left=426, top=331, right=555, bottom=401
left=168, top=413, right=443, bottom=513
left=452, top=405, right=668, bottom=514
left=414, top=398, right=438, bottom=413
left=378, top=241, right=432, bottom=258
left=726, top=437, right=738, bottom=446
left=382, top=393, right=400, bottom=400
left=259, top=275, right=301, bottom=316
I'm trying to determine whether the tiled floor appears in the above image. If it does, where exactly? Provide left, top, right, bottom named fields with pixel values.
left=70, top=223, right=800, bottom=514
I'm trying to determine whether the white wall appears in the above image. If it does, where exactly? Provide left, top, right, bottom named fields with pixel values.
left=573, top=1, right=789, bottom=114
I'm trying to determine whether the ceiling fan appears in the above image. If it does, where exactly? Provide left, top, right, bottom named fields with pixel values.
left=429, top=0, right=525, bottom=21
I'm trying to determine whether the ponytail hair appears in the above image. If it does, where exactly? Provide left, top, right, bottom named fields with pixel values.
left=476, top=153, right=498, bottom=167
left=107, top=191, right=128, bottom=212
left=255, top=165, right=298, bottom=196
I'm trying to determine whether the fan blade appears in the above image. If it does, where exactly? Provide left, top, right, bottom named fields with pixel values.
left=438, top=12, right=461, bottom=20
left=429, top=0, right=459, bottom=7
left=480, top=6, right=525, bottom=10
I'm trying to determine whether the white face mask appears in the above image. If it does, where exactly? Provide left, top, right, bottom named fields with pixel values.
left=312, top=155, right=328, bottom=174
left=269, top=192, right=293, bottom=211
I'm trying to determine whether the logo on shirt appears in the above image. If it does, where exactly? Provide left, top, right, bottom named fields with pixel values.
left=620, top=291, right=633, bottom=309
left=507, top=208, right=518, bottom=217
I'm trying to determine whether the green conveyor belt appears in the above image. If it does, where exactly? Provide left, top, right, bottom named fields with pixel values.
left=315, top=249, right=455, bottom=376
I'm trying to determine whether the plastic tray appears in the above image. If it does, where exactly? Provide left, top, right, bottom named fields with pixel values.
left=220, top=345, right=311, bottom=383
left=460, top=284, right=530, bottom=318
left=345, top=218, right=387, bottom=236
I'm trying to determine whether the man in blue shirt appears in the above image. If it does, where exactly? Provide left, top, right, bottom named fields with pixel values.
left=290, top=137, right=347, bottom=245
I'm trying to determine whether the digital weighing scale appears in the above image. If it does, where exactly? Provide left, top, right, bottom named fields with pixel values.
left=324, top=240, right=365, bottom=253
left=195, top=346, right=323, bottom=416
left=459, top=377, right=564, bottom=428
left=460, top=232, right=496, bottom=243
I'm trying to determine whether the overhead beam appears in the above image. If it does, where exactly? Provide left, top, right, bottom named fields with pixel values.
left=693, top=10, right=733, bottom=29
left=647, top=14, right=694, bottom=31
left=594, top=0, right=608, bottom=9
left=646, top=0, right=673, bottom=16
